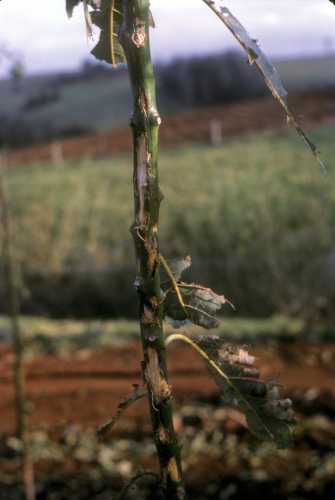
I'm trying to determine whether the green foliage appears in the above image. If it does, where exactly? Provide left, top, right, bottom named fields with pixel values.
left=2, top=125, right=334, bottom=318
left=0, top=314, right=315, bottom=355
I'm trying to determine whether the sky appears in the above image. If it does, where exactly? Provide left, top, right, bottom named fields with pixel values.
left=1, top=0, right=335, bottom=75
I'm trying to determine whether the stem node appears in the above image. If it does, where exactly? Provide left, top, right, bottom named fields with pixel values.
left=120, top=1, right=184, bottom=497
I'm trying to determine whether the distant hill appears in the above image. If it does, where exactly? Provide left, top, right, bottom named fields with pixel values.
left=0, top=70, right=132, bottom=138
left=0, top=53, right=334, bottom=149
left=276, top=54, right=335, bottom=92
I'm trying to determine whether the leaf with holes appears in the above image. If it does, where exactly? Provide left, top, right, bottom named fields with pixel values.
left=197, top=337, right=295, bottom=448
left=66, top=0, right=81, bottom=17
left=165, top=283, right=232, bottom=329
left=160, top=255, right=192, bottom=285
left=202, top=0, right=325, bottom=172
left=161, top=256, right=232, bottom=329
left=66, top=0, right=101, bottom=18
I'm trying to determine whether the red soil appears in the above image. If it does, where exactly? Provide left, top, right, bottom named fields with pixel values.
left=6, top=91, right=335, bottom=167
left=1, top=342, right=334, bottom=436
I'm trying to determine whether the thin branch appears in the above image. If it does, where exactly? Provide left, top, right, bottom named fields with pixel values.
left=118, top=472, right=160, bottom=500
left=97, top=385, right=145, bottom=440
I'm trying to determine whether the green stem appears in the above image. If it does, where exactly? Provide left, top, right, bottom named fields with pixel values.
left=119, top=2, right=184, bottom=499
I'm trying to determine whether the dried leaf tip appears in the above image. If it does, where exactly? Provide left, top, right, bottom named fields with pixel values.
left=202, top=0, right=326, bottom=172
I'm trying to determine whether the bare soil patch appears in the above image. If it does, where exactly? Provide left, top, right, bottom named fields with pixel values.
left=7, top=91, right=335, bottom=166
left=1, top=342, right=334, bottom=435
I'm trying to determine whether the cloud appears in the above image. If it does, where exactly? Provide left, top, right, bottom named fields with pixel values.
left=0, top=0, right=335, bottom=75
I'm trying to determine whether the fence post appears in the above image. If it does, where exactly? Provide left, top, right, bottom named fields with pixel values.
left=50, top=140, right=64, bottom=166
left=209, top=119, right=223, bottom=146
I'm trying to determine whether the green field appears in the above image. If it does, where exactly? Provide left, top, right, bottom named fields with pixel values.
left=0, top=314, right=309, bottom=355
left=1, top=123, right=334, bottom=320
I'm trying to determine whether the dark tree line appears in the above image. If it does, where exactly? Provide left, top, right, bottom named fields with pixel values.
left=0, top=50, right=267, bottom=149
left=157, top=50, right=267, bottom=107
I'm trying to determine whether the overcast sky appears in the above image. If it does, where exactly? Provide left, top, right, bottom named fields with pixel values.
left=1, top=0, right=335, bottom=75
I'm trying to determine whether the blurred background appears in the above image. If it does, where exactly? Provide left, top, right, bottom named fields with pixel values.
left=0, top=1, right=335, bottom=499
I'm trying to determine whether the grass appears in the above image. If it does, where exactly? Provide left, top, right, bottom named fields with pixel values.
left=0, top=314, right=311, bottom=355
left=2, top=123, right=335, bottom=318
left=6, top=124, right=334, bottom=269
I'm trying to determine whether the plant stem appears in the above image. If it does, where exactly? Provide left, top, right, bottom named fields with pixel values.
left=119, top=2, right=184, bottom=498
left=0, top=171, right=25, bottom=437
left=0, top=168, right=35, bottom=500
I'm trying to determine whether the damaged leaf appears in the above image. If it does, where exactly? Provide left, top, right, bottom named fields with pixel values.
left=202, top=1, right=325, bottom=172
left=148, top=9, right=156, bottom=28
left=166, top=334, right=294, bottom=448
left=161, top=255, right=232, bottom=329
left=164, top=281, right=232, bottom=329
left=198, top=337, right=295, bottom=448
left=66, top=0, right=81, bottom=17
left=68, top=0, right=156, bottom=66
left=91, top=0, right=126, bottom=66
left=160, top=255, right=192, bottom=284
left=66, top=0, right=125, bottom=65
left=66, top=0, right=100, bottom=18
